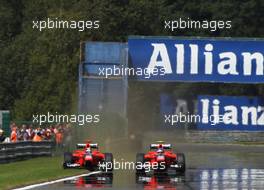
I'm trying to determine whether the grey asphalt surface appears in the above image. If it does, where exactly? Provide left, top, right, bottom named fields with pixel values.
left=31, top=143, right=264, bottom=190
left=34, top=168, right=264, bottom=190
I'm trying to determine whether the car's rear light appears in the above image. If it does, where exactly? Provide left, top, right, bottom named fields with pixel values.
left=157, top=155, right=165, bottom=161
left=85, top=155, right=92, bottom=160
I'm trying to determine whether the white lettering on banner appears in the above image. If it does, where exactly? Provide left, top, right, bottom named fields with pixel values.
left=223, top=106, right=239, bottom=125
left=175, top=44, right=184, bottom=74
left=242, top=53, right=264, bottom=75
left=200, top=98, right=264, bottom=126
left=147, top=44, right=172, bottom=74
left=147, top=43, right=264, bottom=76
left=190, top=44, right=198, bottom=74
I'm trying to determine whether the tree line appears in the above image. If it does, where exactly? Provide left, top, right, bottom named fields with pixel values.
left=0, top=0, right=263, bottom=120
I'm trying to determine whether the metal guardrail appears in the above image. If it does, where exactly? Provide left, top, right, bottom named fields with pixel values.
left=0, top=141, right=53, bottom=164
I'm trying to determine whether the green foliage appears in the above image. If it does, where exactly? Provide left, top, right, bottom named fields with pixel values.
left=0, top=0, right=263, bottom=120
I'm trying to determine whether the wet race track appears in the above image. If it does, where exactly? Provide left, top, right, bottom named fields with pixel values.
left=31, top=143, right=264, bottom=190
left=34, top=168, right=264, bottom=190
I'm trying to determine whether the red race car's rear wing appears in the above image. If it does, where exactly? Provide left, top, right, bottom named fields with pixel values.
left=150, top=144, right=171, bottom=149
left=76, top=143, right=98, bottom=149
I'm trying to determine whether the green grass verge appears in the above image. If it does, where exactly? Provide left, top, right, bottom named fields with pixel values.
left=0, top=156, right=87, bottom=190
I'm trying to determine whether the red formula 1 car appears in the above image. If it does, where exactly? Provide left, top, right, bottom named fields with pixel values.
left=63, top=141, right=113, bottom=172
left=136, top=142, right=185, bottom=175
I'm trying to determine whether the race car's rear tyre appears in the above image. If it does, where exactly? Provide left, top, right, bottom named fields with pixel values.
left=136, top=153, right=145, bottom=174
left=176, top=153, right=186, bottom=174
left=103, top=153, right=113, bottom=172
left=63, top=152, right=73, bottom=169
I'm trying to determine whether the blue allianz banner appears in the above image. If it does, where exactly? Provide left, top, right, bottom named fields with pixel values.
left=197, top=95, right=264, bottom=130
left=128, top=37, right=264, bottom=83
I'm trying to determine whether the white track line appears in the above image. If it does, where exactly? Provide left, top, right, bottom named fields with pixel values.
left=13, top=171, right=102, bottom=190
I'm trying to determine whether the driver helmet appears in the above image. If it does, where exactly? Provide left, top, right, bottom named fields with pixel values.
left=86, top=147, right=91, bottom=153
left=157, top=148, right=164, bottom=153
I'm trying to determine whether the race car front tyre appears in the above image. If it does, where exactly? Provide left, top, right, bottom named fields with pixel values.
left=103, top=153, right=113, bottom=172
left=176, top=153, right=186, bottom=174
left=63, top=152, right=73, bottom=169
left=136, top=153, right=145, bottom=174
